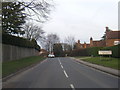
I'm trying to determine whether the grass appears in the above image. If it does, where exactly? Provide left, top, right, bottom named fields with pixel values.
left=75, top=56, right=120, bottom=70
left=2, top=56, right=46, bottom=77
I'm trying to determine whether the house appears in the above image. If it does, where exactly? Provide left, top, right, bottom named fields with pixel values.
left=105, top=27, right=120, bottom=46
left=74, top=40, right=90, bottom=49
left=90, top=27, right=120, bottom=47
left=75, top=27, right=120, bottom=49
left=90, top=37, right=106, bottom=47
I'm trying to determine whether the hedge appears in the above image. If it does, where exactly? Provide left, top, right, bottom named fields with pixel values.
left=2, top=33, right=41, bottom=51
left=86, top=47, right=103, bottom=57
left=70, top=49, right=89, bottom=56
left=101, top=45, right=120, bottom=58
left=69, top=45, right=120, bottom=58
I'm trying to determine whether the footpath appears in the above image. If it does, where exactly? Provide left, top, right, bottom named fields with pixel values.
left=70, top=57, right=120, bottom=77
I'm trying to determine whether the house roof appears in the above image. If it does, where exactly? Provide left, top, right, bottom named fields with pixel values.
left=106, top=31, right=120, bottom=39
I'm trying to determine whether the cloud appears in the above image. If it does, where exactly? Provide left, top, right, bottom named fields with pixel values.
left=42, top=0, right=118, bottom=43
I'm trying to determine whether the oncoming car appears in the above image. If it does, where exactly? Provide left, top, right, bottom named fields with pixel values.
left=48, top=54, right=55, bottom=58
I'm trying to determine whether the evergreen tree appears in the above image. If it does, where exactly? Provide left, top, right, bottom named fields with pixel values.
left=101, top=29, right=111, bottom=40
left=53, top=43, right=64, bottom=57
left=2, top=2, right=26, bottom=35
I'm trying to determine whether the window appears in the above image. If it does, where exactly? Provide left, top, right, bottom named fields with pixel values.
left=114, top=41, right=120, bottom=45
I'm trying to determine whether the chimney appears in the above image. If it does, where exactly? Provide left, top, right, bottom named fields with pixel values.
left=78, top=40, right=80, bottom=43
left=84, top=42, right=86, bottom=48
left=90, top=37, right=93, bottom=47
left=90, top=37, right=93, bottom=41
left=106, top=27, right=109, bottom=32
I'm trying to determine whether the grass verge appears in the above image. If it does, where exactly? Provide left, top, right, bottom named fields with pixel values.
left=75, top=56, right=120, bottom=70
left=2, top=56, right=46, bottom=78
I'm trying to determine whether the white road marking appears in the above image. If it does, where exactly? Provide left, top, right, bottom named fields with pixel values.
left=70, top=84, right=75, bottom=90
left=58, top=58, right=62, bottom=65
left=63, top=70, right=68, bottom=78
left=61, top=65, right=63, bottom=69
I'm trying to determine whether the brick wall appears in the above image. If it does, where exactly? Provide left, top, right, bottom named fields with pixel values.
left=106, top=39, right=120, bottom=47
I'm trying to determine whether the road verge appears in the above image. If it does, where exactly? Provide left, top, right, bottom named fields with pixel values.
left=70, top=57, right=120, bottom=77
left=2, top=56, right=46, bottom=82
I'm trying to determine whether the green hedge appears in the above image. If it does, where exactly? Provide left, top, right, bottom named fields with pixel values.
left=70, top=45, right=120, bottom=58
left=101, top=45, right=120, bottom=58
left=70, top=49, right=89, bottom=56
left=86, top=45, right=120, bottom=58
left=2, top=33, right=41, bottom=51
left=87, top=47, right=103, bottom=57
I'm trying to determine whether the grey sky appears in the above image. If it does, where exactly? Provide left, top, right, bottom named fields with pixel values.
left=42, top=0, right=119, bottom=43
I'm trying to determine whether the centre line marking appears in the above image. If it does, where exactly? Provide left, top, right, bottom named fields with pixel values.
left=61, top=65, right=63, bottom=69
left=70, top=84, right=75, bottom=90
left=63, top=70, right=68, bottom=78
left=58, top=58, right=62, bottom=65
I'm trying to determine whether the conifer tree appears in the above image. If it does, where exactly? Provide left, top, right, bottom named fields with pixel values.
left=2, top=2, right=26, bottom=35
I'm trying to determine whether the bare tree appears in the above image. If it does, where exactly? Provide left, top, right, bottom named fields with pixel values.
left=23, top=22, right=45, bottom=41
left=20, top=0, right=54, bottom=22
left=2, top=0, right=54, bottom=22
left=65, top=36, right=75, bottom=51
left=45, top=33, right=60, bottom=53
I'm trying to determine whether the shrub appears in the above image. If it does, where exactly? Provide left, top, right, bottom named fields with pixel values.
left=101, top=45, right=120, bottom=58
left=2, top=33, right=41, bottom=51
left=87, top=47, right=103, bottom=57
left=69, top=45, right=120, bottom=58
left=70, top=49, right=89, bottom=56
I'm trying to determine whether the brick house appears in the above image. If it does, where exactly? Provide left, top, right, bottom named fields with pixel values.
left=75, top=27, right=120, bottom=49
left=90, top=27, right=120, bottom=47
left=74, top=40, right=90, bottom=49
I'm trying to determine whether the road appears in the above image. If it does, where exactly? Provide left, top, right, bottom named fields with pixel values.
left=3, top=57, right=119, bottom=88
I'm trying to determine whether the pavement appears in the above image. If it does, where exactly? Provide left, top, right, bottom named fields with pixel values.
left=70, top=57, right=120, bottom=77
left=3, top=57, right=119, bottom=88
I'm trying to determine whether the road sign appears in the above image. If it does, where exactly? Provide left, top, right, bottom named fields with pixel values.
left=98, top=50, right=112, bottom=55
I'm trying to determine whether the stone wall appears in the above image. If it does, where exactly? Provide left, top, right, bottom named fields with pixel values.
left=2, top=44, right=39, bottom=62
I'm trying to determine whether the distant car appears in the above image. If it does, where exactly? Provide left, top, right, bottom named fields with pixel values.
left=48, top=54, right=55, bottom=58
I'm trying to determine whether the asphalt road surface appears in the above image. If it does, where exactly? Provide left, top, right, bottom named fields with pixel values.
left=3, top=57, right=119, bottom=88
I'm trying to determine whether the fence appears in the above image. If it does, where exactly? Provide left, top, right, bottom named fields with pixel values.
left=2, top=44, right=39, bottom=62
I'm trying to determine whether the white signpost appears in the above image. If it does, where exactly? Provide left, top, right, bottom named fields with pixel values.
left=98, top=50, right=112, bottom=60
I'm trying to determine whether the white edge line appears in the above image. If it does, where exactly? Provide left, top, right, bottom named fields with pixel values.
left=63, top=70, right=68, bottom=78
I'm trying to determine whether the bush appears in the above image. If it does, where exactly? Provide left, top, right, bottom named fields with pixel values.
left=101, top=45, right=120, bottom=58
left=70, top=45, right=120, bottom=58
left=70, top=49, right=89, bottom=56
left=87, top=47, right=103, bottom=57
left=2, top=33, right=41, bottom=51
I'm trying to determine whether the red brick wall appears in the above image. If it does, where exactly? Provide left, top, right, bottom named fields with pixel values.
left=106, top=39, right=120, bottom=47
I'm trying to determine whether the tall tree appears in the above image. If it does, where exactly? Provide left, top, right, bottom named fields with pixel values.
left=23, top=22, right=45, bottom=41
left=2, top=0, right=53, bottom=35
left=53, top=43, right=64, bottom=57
left=101, top=28, right=111, bottom=40
left=2, top=2, right=26, bottom=35
left=45, top=33, right=60, bottom=53
left=65, top=36, right=75, bottom=51
left=18, top=0, right=53, bottom=22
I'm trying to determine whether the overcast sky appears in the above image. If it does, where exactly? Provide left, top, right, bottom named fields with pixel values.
left=41, top=0, right=119, bottom=43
